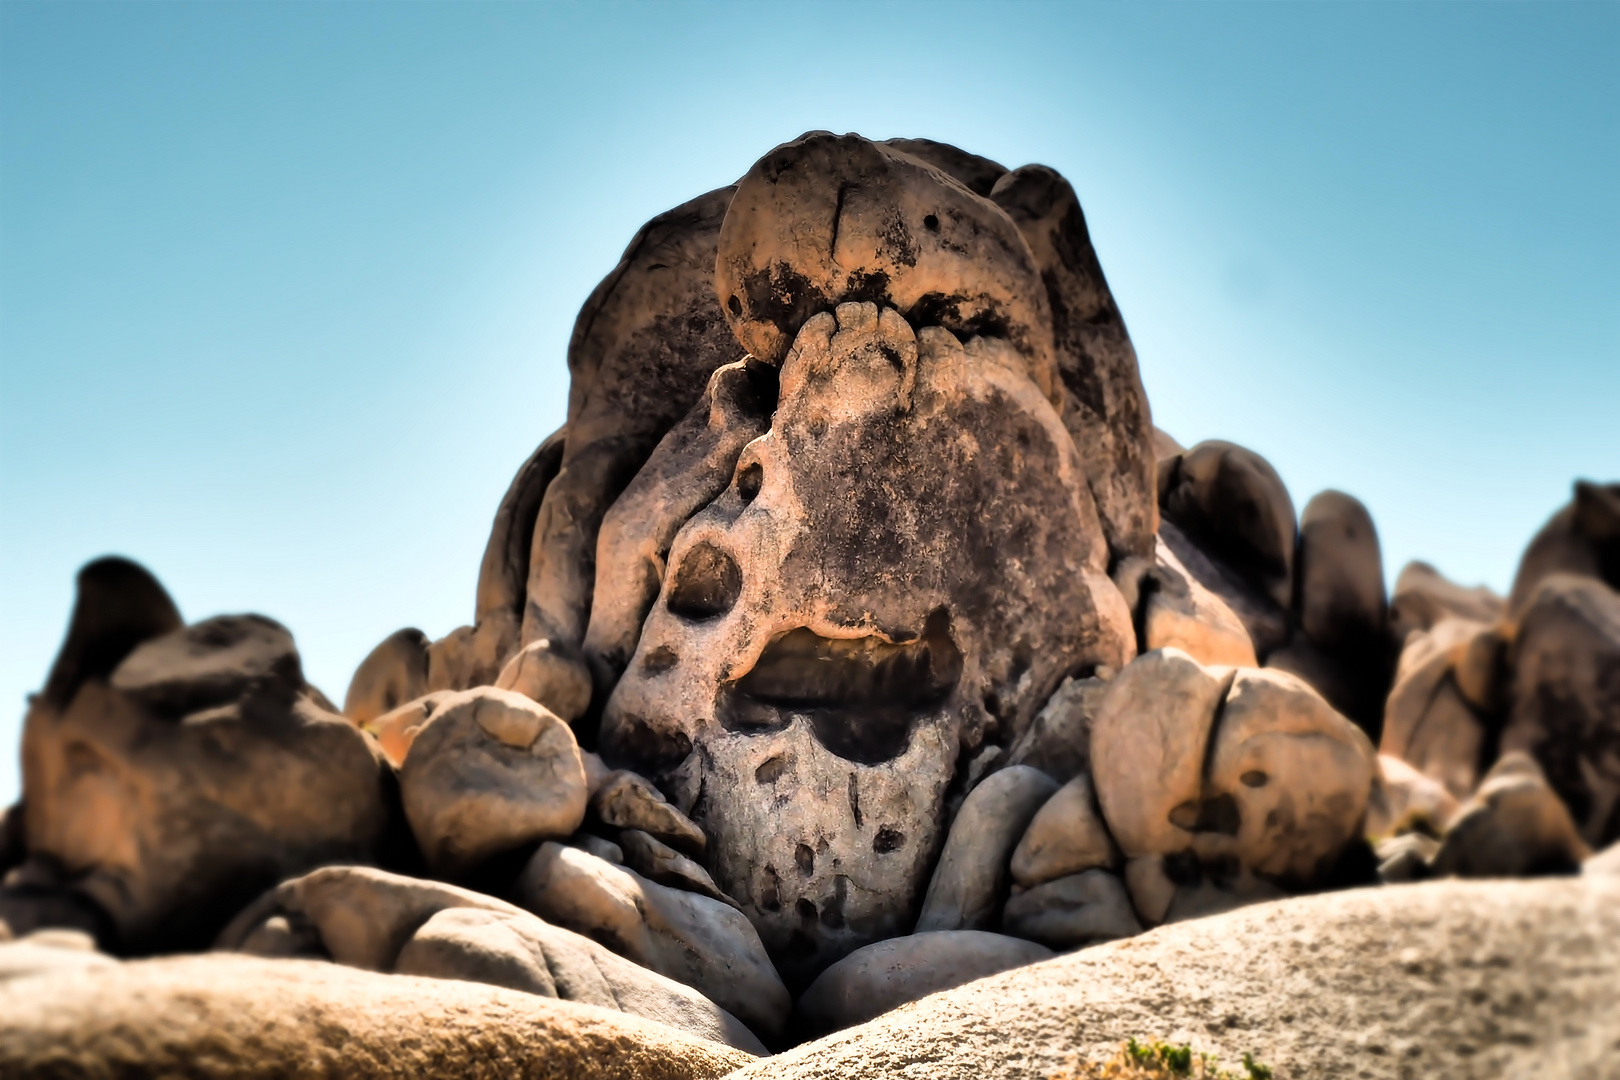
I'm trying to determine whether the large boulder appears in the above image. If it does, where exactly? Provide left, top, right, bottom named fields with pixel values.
left=1508, top=480, right=1620, bottom=615
left=1387, top=560, right=1505, bottom=646
left=1157, top=518, right=1289, bottom=659
left=1001, top=869, right=1142, bottom=950
left=398, top=687, right=588, bottom=878
left=1378, top=617, right=1494, bottom=800
left=988, top=164, right=1158, bottom=561
left=514, top=842, right=789, bottom=1043
left=0, top=953, right=755, bottom=1079
left=601, top=302, right=1133, bottom=986
left=792, top=930, right=1052, bottom=1040
left=1430, top=753, right=1589, bottom=878
left=215, top=864, right=764, bottom=1054
left=1115, top=533, right=1257, bottom=668
left=1009, top=772, right=1120, bottom=889
left=1157, top=440, right=1296, bottom=612
left=1502, top=573, right=1620, bottom=847
left=727, top=877, right=1620, bottom=1080
left=15, top=559, right=393, bottom=952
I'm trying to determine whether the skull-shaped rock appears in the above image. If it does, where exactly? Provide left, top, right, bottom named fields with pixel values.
left=601, top=302, right=1133, bottom=984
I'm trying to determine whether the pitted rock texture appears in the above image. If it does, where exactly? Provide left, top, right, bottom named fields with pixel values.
left=602, top=301, right=1133, bottom=985
left=0, top=953, right=755, bottom=1080
left=715, top=132, right=1061, bottom=405
left=18, top=562, right=391, bottom=953
left=728, top=877, right=1620, bottom=1080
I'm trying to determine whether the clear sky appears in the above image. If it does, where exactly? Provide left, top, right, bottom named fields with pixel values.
left=1, top=2, right=1615, bottom=803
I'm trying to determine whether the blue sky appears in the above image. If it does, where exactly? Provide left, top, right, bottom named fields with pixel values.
left=1, top=2, right=1615, bottom=802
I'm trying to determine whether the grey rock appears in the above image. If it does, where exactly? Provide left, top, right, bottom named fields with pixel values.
left=915, top=766, right=1059, bottom=933
left=1002, top=869, right=1142, bottom=950
left=1009, top=772, right=1119, bottom=888
left=618, top=829, right=734, bottom=905
left=1004, top=674, right=1109, bottom=784
left=593, top=770, right=705, bottom=855
left=1431, top=753, right=1590, bottom=878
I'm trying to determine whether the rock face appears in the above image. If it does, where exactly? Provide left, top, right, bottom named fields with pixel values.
left=1388, top=560, right=1506, bottom=645
left=729, top=877, right=1620, bottom=1080
left=1430, top=753, right=1590, bottom=878
left=1009, top=772, right=1119, bottom=888
left=1508, top=480, right=1620, bottom=615
left=514, top=842, right=789, bottom=1043
left=1091, top=650, right=1374, bottom=924
left=914, top=766, right=1059, bottom=933
left=215, top=864, right=764, bottom=1054
left=1001, top=869, right=1142, bottom=949
left=792, top=930, right=1052, bottom=1039
left=0, top=953, right=756, bottom=1080
left=988, top=164, right=1158, bottom=561
left=1378, top=617, right=1494, bottom=800
left=602, top=301, right=1133, bottom=985
left=526, top=188, right=743, bottom=667
left=398, top=687, right=588, bottom=877
left=1502, top=573, right=1620, bottom=847
left=1158, top=440, right=1297, bottom=612
left=15, top=559, right=392, bottom=952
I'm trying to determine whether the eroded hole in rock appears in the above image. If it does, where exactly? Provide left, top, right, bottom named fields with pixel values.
left=641, top=645, right=679, bottom=675
left=736, top=462, right=763, bottom=504
left=795, top=843, right=815, bottom=876
left=722, top=609, right=963, bottom=763
left=755, top=755, right=788, bottom=784
left=1241, top=770, right=1268, bottom=788
left=666, top=542, right=742, bottom=620
left=872, top=826, right=904, bottom=854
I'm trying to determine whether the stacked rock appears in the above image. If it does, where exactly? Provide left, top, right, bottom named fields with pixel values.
left=2, top=132, right=1615, bottom=1065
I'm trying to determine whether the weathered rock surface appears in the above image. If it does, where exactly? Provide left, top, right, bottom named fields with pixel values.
left=1387, top=559, right=1505, bottom=645
left=496, top=637, right=594, bottom=723
left=514, top=842, right=789, bottom=1042
left=915, top=765, right=1059, bottom=933
left=1116, top=534, right=1257, bottom=667
left=1379, top=617, right=1494, bottom=800
left=1001, top=869, right=1142, bottom=949
left=1502, top=572, right=1620, bottom=847
left=367, top=689, right=457, bottom=767
left=592, top=769, right=706, bottom=855
left=602, top=302, right=1133, bottom=985
left=1009, top=772, right=1119, bottom=888
left=526, top=186, right=742, bottom=659
left=989, top=163, right=1158, bottom=560
left=1509, top=479, right=1620, bottom=615
left=792, top=930, right=1052, bottom=1040
left=0, top=952, right=755, bottom=1080
left=1365, top=754, right=1460, bottom=840
left=881, top=138, right=1007, bottom=197
left=215, top=864, right=762, bottom=1052
left=1158, top=440, right=1297, bottom=611
left=1158, top=518, right=1289, bottom=658
left=730, top=877, right=1620, bottom=1080
left=17, top=559, right=392, bottom=952
left=617, top=829, right=733, bottom=904
left=1003, top=672, right=1109, bottom=784
left=1432, top=752, right=1590, bottom=878
left=0, top=930, right=116, bottom=983
left=584, top=358, right=778, bottom=697
left=343, top=627, right=431, bottom=726
left=400, top=687, right=587, bottom=877
left=715, top=132, right=1061, bottom=405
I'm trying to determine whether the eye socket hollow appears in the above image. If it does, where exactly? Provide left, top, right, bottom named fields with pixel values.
left=665, top=542, right=742, bottom=620
left=737, top=462, right=763, bottom=504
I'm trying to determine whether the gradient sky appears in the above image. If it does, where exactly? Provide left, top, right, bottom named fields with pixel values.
left=1, top=2, right=1615, bottom=803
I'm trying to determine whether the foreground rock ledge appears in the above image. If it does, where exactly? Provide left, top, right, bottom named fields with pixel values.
left=729, top=877, right=1620, bottom=1080
left=0, top=954, right=754, bottom=1080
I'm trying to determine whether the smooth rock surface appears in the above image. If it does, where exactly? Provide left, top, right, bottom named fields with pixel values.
left=0, top=952, right=754, bottom=1080
left=915, top=766, right=1059, bottom=933
left=515, top=842, right=789, bottom=1043
left=1379, top=617, right=1493, bottom=800
left=1387, top=560, right=1505, bottom=646
left=343, top=627, right=431, bottom=727
left=1158, top=440, right=1296, bottom=611
left=400, top=687, right=588, bottom=877
left=729, top=877, right=1620, bottom=1080
left=1001, top=869, right=1142, bottom=950
left=1431, top=752, right=1590, bottom=878
left=1157, top=518, right=1289, bottom=659
left=792, top=930, right=1052, bottom=1040
left=0, top=930, right=116, bottom=983
left=495, top=638, right=594, bottom=724
left=367, top=689, right=457, bottom=767
left=1508, top=480, right=1620, bottom=615
left=1009, top=772, right=1119, bottom=888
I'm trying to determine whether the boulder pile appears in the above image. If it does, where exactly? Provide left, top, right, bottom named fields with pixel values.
left=3, top=132, right=1616, bottom=1076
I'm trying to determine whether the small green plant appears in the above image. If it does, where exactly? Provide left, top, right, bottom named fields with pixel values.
left=1077, top=1039, right=1276, bottom=1080
left=1241, top=1051, right=1273, bottom=1080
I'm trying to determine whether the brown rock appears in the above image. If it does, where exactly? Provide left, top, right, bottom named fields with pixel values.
left=1502, top=573, right=1620, bottom=846
left=1117, top=534, right=1257, bottom=668
left=1508, top=479, right=1620, bottom=615
left=343, top=627, right=431, bottom=726
left=792, top=930, right=1051, bottom=1040
left=914, top=766, right=1060, bottom=933
left=593, top=770, right=706, bottom=855
left=990, top=164, right=1158, bottom=561
left=617, top=829, right=734, bottom=905
left=366, top=689, right=457, bottom=767
left=715, top=132, right=1060, bottom=405
left=1158, top=440, right=1297, bottom=611
left=728, top=877, right=1620, bottom=1080
left=1003, top=673, right=1109, bottom=784
left=19, top=562, right=391, bottom=952
left=1296, top=490, right=1386, bottom=649
left=514, top=842, right=789, bottom=1043
left=0, top=952, right=755, bottom=1079
left=1431, top=753, right=1590, bottom=877
left=524, top=187, right=742, bottom=658
left=601, top=303, right=1132, bottom=985
left=1001, top=869, right=1142, bottom=950
left=881, top=138, right=1007, bottom=196
left=583, top=359, right=776, bottom=697
left=472, top=426, right=568, bottom=674
left=1387, top=560, right=1505, bottom=646
left=1379, top=617, right=1494, bottom=800
left=399, top=687, right=587, bottom=877
left=1158, top=518, right=1289, bottom=658
left=1009, top=772, right=1120, bottom=889
left=496, top=638, right=593, bottom=723
left=1365, top=754, right=1461, bottom=841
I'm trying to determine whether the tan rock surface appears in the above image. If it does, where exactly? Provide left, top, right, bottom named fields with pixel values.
left=1387, top=560, right=1505, bottom=646
left=1001, top=869, right=1142, bottom=949
left=728, top=877, right=1620, bottom=1080
left=343, top=627, right=431, bottom=726
left=495, top=638, right=594, bottom=723
left=0, top=953, right=754, bottom=1080
left=1009, top=772, right=1120, bottom=888
left=1158, top=440, right=1296, bottom=611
